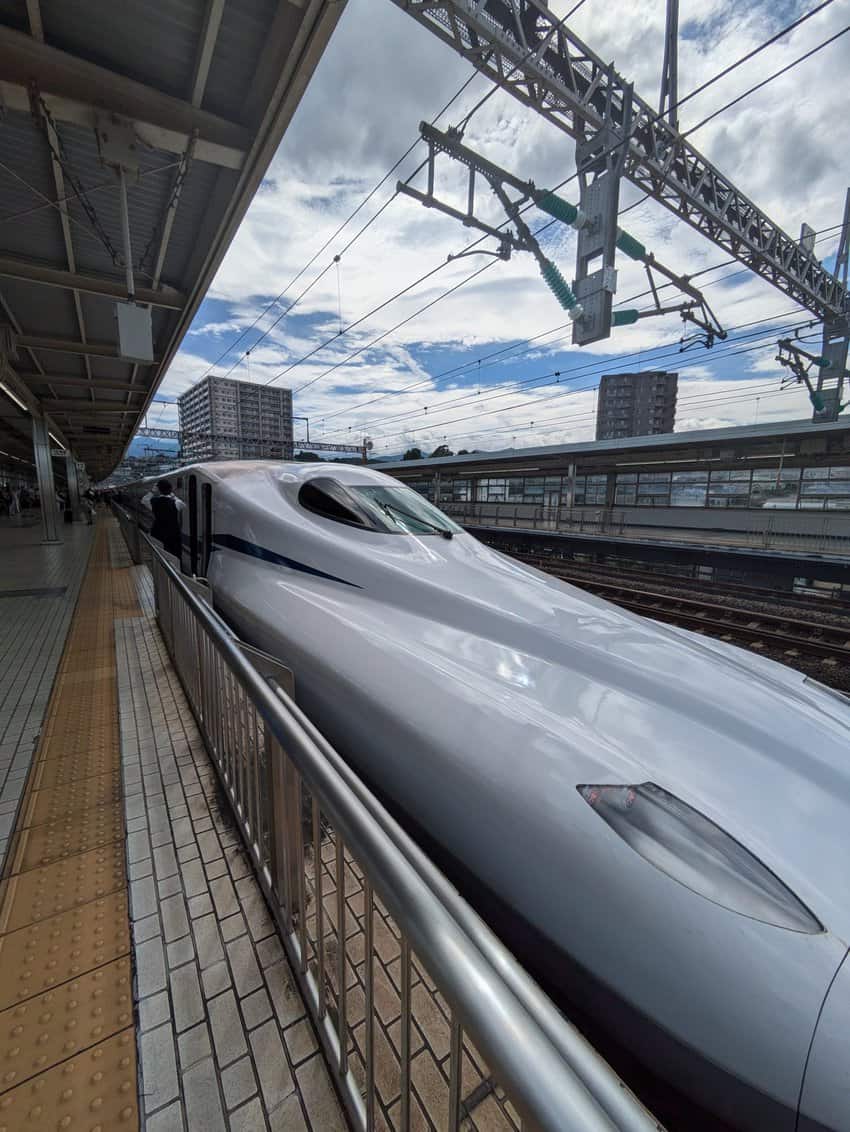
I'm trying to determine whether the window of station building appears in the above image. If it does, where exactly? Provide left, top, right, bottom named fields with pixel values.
left=451, top=480, right=472, bottom=502
left=670, top=471, right=708, bottom=507
left=575, top=474, right=607, bottom=505
left=799, top=466, right=850, bottom=509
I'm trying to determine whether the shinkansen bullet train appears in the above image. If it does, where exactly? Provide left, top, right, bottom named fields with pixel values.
left=124, top=461, right=850, bottom=1132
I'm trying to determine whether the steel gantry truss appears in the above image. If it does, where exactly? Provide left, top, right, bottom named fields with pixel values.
left=390, top=0, right=848, bottom=323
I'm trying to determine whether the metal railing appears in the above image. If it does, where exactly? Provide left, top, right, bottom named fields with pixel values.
left=121, top=523, right=662, bottom=1132
left=443, top=502, right=850, bottom=552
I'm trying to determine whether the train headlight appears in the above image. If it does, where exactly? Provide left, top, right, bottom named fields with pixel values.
left=577, top=783, right=822, bottom=933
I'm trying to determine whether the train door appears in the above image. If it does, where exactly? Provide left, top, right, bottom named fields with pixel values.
left=188, top=475, right=199, bottom=576
left=200, top=482, right=213, bottom=579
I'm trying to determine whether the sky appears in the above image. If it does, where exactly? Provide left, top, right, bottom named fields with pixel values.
left=138, top=0, right=850, bottom=458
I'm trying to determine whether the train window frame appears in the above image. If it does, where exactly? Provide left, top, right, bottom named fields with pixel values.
left=298, top=478, right=374, bottom=529
left=188, top=475, right=199, bottom=576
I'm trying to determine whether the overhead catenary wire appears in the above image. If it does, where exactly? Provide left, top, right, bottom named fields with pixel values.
left=192, top=69, right=485, bottom=385
left=267, top=2, right=844, bottom=405
left=322, top=308, right=811, bottom=440
left=315, top=223, right=843, bottom=434
left=362, top=316, right=817, bottom=448
left=371, top=330, right=821, bottom=451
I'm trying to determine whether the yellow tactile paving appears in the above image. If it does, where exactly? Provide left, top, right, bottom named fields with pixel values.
left=0, top=959, right=133, bottom=1091
left=21, top=772, right=122, bottom=829
left=0, top=1028, right=137, bottom=1131
left=0, top=843, right=125, bottom=932
left=0, top=894, right=130, bottom=1011
left=0, top=525, right=137, bottom=1129
left=7, top=805, right=125, bottom=874
left=27, top=747, right=118, bottom=788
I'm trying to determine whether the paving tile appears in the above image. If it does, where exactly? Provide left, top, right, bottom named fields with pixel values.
left=268, top=1093, right=309, bottom=1132
left=227, top=933, right=263, bottom=998
left=167, top=934, right=195, bottom=969
left=241, top=987, right=273, bottom=1031
left=202, top=959, right=232, bottom=999
left=208, top=989, right=248, bottom=1067
left=209, top=873, right=239, bottom=918
left=183, top=1056, right=227, bottom=1132
left=230, top=1097, right=269, bottom=1132
left=171, top=961, right=205, bottom=1033
left=146, top=1099, right=186, bottom=1132
left=178, top=1021, right=212, bottom=1071
left=251, top=1018, right=295, bottom=1112
left=160, top=892, right=190, bottom=943
left=256, top=933, right=284, bottom=969
left=137, top=934, right=168, bottom=998
left=192, top=911, right=224, bottom=969
left=181, top=858, right=207, bottom=898
left=296, top=1053, right=347, bottom=1132
left=141, top=1021, right=179, bottom=1115
left=265, top=959, right=306, bottom=1028
left=220, top=911, right=247, bottom=943
left=187, top=892, right=213, bottom=919
left=284, top=1018, right=318, bottom=1066
left=222, top=1055, right=258, bottom=1111
left=134, top=911, right=161, bottom=943
left=140, top=989, right=171, bottom=1033
left=130, top=874, right=158, bottom=920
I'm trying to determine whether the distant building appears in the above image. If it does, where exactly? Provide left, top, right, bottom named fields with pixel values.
left=177, top=376, right=293, bottom=463
left=596, top=371, right=678, bottom=441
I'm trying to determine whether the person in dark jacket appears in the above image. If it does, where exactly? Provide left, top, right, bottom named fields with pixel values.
left=144, top=479, right=184, bottom=558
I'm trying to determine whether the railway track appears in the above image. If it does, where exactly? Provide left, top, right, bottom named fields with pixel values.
left=514, top=557, right=850, bottom=663
left=510, top=553, right=850, bottom=615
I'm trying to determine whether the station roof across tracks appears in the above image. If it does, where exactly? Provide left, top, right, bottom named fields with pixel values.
left=382, top=418, right=850, bottom=477
left=0, top=0, right=343, bottom=481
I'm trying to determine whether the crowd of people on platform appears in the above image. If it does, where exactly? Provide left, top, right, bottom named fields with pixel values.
left=0, top=482, right=103, bottom=522
left=0, top=484, right=37, bottom=518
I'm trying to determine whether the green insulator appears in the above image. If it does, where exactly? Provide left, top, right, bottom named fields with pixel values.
left=613, top=309, right=640, bottom=326
left=536, top=190, right=580, bottom=227
left=615, top=229, right=646, bottom=261
left=810, top=391, right=826, bottom=412
left=539, top=258, right=578, bottom=311
left=813, top=356, right=831, bottom=368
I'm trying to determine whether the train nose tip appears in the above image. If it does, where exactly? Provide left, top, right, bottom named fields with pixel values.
left=798, top=953, right=850, bottom=1132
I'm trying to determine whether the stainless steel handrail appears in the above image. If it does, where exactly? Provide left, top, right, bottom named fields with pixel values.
left=129, top=519, right=662, bottom=1132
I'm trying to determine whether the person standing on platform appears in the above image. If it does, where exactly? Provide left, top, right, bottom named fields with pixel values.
left=143, top=479, right=184, bottom=559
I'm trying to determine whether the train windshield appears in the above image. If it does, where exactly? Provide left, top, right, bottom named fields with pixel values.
left=350, top=485, right=461, bottom=536
left=298, top=477, right=459, bottom=536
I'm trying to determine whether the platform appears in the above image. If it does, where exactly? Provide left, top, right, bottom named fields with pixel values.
left=0, top=518, right=348, bottom=1131
left=469, top=522, right=850, bottom=583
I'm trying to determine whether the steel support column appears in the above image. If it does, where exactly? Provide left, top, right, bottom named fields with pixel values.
left=32, top=415, right=59, bottom=543
left=64, top=448, right=81, bottom=519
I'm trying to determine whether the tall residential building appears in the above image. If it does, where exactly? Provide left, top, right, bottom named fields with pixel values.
left=595, top=371, right=678, bottom=441
left=177, top=376, right=293, bottom=463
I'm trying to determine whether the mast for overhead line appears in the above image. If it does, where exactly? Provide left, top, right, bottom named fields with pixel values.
left=659, top=0, right=679, bottom=130
left=398, top=123, right=725, bottom=346
left=388, top=0, right=848, bottom=329
left=812, top=188, right=850, bottom=420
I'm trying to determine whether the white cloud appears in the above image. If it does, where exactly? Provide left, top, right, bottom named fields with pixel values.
left=158, top=0, right=849, bottom=455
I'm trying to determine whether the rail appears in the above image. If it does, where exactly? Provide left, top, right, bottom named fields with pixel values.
left=116, top=508, right=662, bottom=1132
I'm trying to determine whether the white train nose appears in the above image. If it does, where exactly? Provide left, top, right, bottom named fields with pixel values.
left=798, top=950, right=850, bottom=1131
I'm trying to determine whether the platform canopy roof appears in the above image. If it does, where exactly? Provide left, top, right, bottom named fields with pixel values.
left=0, top=0, right=342, bottom=480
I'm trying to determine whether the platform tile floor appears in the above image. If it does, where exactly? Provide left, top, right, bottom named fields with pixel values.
left=112, top=527, right=348, bottom=1131
left=0, top=518, right=93, bottom=866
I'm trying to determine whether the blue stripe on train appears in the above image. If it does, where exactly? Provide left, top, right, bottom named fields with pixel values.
left=211, top=532, right=361, bottom=588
